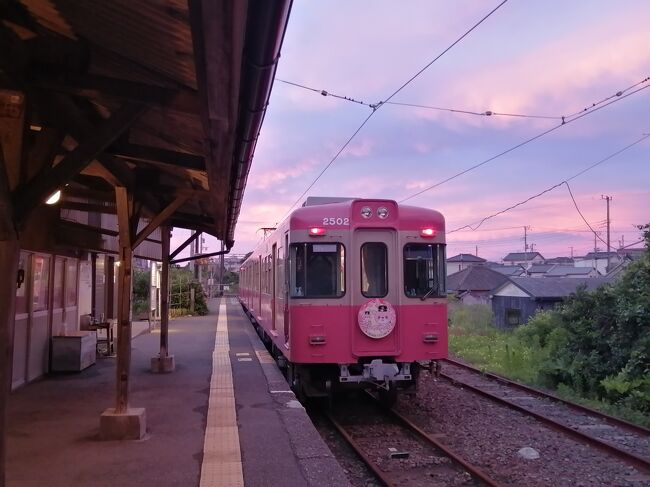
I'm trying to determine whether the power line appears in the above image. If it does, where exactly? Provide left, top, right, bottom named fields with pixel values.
left=564, top=182, right=608, bottom=247
left=448, top=134, right=650, bottom=233
left=399, top=83, right=650, bottom=203
left=276, top=79, right=376, bottom=108
left=279, top=74, right=649, bottom=122
left=384, top=101, right=561, bottom=120
left=277, top=0, right=510, bottom=221
left=564, top=76, right=650, bottom=119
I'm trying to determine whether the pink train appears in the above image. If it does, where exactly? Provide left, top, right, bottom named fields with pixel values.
left=239, top=197, right=447, bottom=403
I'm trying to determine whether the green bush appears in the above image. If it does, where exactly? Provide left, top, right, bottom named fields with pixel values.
left=169, top=267, right=209, bottom=316
left=450, top=226, right=649, bottom=423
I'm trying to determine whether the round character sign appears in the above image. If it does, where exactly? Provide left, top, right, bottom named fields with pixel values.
left=358, top=299, right=396, bottom=339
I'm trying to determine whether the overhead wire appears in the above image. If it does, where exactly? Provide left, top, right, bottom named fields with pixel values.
left=564, top=182, right=609, bottom=247
left=448, top=134, right=650, bottom=233
left=277, top=0, right=510, bottom=222
left=398, top=82, right=650, bottom=203
left=279, top=74, right=649, bottom=122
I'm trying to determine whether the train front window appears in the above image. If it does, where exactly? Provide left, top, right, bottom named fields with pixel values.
left=403, top=243, right=446, bottom=298
left=290, top=243, right=345, bottom=298
left=361, top=242, right=387, bottom=298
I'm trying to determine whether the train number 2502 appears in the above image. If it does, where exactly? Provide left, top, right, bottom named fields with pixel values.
left=322, top=217, right=350, bottom=226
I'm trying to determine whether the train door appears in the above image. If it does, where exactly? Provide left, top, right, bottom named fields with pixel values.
left=271, top=243, right=277, bottom=331
left=283, top=233, right=290, bottom=346
left=351, top=229, right=400, bottom=356
left=257, top=255, right=262, bottom=318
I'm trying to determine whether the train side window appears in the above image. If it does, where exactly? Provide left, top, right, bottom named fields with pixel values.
left=403, top=243, right=446, bottom=298
left=289, top=243, right=345, bottom=298
left=361, top=242, right=387, bottom=298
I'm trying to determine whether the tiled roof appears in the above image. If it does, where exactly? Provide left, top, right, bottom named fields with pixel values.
left=579, top=252, right=619, bottom=260
left=545, top=266, right=599, bottom=277
left=503, top=252, right=544, bottom=261
left=497, top=277, right=611, bottom=298
left=447, top=266, right=510, bottom=292
left=545, top=257, right=574, bottom=264
left=528, top=264, right=555, bottom=273
left=490, top=265, right=526, bottom=277
left=447, top=253, right=487, bottom=263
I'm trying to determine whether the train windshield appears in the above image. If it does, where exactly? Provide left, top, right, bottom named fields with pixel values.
left=361, top=242, right=388, bottom=298
left=290, top=243, right=345, bottom=298
left=403, top=244, right=446, bottom=298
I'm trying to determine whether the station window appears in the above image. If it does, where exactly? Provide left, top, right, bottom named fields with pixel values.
left=403, top=244, right=446, bottom=298
left=289, top=243, right=345, bottom=298
left=361, top=242, right=387, bottom=298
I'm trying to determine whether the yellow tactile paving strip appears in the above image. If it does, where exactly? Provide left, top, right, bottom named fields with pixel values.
left=199, top=302, right=244, bottom=487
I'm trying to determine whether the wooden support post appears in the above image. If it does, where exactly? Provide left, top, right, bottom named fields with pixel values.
left=150, top=229, right=174, bottom=373
left=0, top=141, right=19, bottom=487
left=99, top=186, right=145, bottom=440
left=114, top=186, right=133, bottom=414
left=160, top=226, right=170, bottom=358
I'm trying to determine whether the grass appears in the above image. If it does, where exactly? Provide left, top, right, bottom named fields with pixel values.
left=448, top=303, right=650, bottom=428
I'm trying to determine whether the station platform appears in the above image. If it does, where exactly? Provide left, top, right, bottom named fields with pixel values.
left=6, top=297, right=349, bottom=487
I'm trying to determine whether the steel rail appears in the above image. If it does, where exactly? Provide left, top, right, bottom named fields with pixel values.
left=386, top=407, right=503, bottom=487
left=440, top=372, right=650, bottom=474
left=324, top=411, right=397, bottom=487
left=444, top=358, right=650, bottom=436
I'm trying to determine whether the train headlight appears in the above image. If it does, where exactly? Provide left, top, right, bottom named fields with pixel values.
left=377, top=207, right=389, bottom=219
left=361, top=206, right=372, bottom=219
left=421, top=228, right=436, bottom=237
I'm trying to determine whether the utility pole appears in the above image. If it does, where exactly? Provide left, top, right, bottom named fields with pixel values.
left=569, top=246, right=574, bottom=258
left=523, top=226, right=531, bottom=268
left=475, top=245, right=478, bottom=257
left=219, top=240, right=225, bottom=296
left=601, top=195, right=612, bottom=270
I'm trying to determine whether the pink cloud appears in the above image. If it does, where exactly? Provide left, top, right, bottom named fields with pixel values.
left=248, top=158, right=319, bottom=190
left=341, top=137, right=374, bottom=158
left=404, top=15, right=649, bottom=133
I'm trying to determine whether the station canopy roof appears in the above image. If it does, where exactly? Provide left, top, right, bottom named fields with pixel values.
left=0, top=0, right=292, bottom=251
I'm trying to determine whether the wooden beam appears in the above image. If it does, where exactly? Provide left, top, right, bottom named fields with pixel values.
left=80, top=160, right=124, bottom=188
left=12, top=103, right=145, bottom=225
left=114, top=186, right=132, bottom=413
left=41, top=95, right=136, bottom=190
left=33, top=75, right=200, bottom=114
left=0, top=140, right=19, bottom=487
left=107, top=142, right=205, bottom=171
left=132, top=194, right=189, bottom=249
left=169, top=231, right=199, bottom=260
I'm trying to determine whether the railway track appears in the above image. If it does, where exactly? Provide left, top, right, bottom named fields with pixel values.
left=323, top=393, right=503, bottom=487
left=441, top=358, right=650, bottom=475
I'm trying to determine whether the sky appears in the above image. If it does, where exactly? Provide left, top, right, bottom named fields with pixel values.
left=186, top=0, right=650, bottom=262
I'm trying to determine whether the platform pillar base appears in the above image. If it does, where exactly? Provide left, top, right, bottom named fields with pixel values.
left=150, top=355, right=175, bottom=373
left=99, top=407, right=146, bottom=440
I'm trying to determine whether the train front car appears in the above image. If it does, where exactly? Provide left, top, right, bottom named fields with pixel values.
left=284, top=198, right=447, bottom=404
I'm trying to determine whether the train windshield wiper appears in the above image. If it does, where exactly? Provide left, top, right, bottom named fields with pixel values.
left=420, top=287, right=436, bottom=301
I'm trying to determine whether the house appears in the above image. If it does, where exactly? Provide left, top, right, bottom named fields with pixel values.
left=575, top=251, right=621, bottom=275
left=446, top=253, right=486, bottom=276
left=488, top=264, right=526, bottom=277
left=607, top=249, right=647, bottom=279
left=491, top=277, right=611, bottom=328
left=447, top=266, right=510, bottom=305
left=503, top=251, right=545, bottom=267
left=544, top=265, right=600, bottom=278
left=545, top=256, right=574, bottom=265
left=617, top=247, right=647, bottom=262
left=527, top=264, right=555, bottom=278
